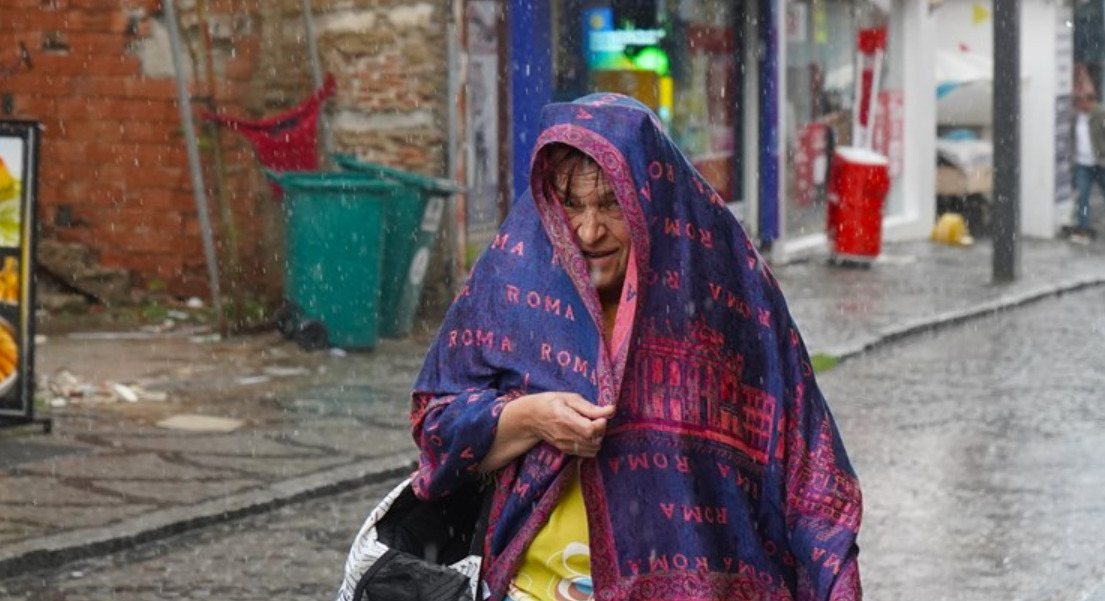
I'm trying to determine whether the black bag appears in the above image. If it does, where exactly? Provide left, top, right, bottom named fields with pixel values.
left=335, top=478, right=491, bottom=601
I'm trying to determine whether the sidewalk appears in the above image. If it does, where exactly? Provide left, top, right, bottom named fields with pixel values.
left=0, top=233, right=1102, bottom=578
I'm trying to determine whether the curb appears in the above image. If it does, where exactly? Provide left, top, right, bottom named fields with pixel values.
left=0, top=451, right=418, bottom=579
left=824, top=275, right=1105, bottom=363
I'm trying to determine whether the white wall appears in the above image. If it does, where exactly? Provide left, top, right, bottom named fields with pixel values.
left=884, top=0, right=936, bottom=241
left=1020, top=1, right=1068, bottom=237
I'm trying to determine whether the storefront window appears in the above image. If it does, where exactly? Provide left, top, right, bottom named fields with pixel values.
left=552, top=0, right=741, bottom=203
left=1075, top=0, right=1105, bottom=94
left=783, top=0, right=899, bottom=239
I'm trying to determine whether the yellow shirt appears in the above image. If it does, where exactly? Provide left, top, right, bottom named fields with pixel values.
left=507, top=468, right=593, bottom=601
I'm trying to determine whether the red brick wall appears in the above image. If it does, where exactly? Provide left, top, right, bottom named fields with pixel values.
left=2, top=0, right=454, bottom=307
left=2, top=0, right=267, bottom=301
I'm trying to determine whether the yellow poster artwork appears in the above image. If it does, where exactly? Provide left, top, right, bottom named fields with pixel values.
left=0, top=145, right=23, bottom=248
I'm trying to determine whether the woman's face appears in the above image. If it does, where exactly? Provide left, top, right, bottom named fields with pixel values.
left=553, top=160, right=631, bottom=301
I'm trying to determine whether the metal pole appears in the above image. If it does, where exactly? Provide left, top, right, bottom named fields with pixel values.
left=992, top=0, right=1020, bottom=283
left=195, top=0, right=242, bottom=297
left=163, top=0, right=225, bottom=332
left=301, top=0, right=323, bottom=90
left=301, top=0, right=334, bottom=159
left=446, top=14, right=466, bottom=292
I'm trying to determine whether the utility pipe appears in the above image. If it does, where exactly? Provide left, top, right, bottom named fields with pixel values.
left=301, top=0, right=334, bottom=158
left=164, top=0, right=225, bottom=333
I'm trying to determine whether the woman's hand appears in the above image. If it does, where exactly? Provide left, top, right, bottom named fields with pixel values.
left=525, top=392, right=615, bottom=457
left=478, top=392, right=616, bottom=472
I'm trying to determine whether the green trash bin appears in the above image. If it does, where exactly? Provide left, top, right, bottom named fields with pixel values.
left=265, top=169, right=416, bottom=350
left=333, top=154, right=462, bottom=338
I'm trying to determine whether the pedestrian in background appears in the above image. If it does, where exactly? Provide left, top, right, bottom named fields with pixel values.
left=1069, top=90, right=1105, bottom=244
left=409, top=94, right=863, bottom=601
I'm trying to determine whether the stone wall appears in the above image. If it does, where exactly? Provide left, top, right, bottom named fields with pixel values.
left=276, top=1, right=449, bottom=175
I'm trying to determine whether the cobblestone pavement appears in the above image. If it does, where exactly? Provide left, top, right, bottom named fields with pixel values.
left=826, top=286, right=1105, bottom=601
left=775, top=236, right=1105, bottom=359
left=0, top=333, right=426, bottom=576
left=0, top=480, right=398, bottom=601
left=1, top=287, right=1103, bottom=600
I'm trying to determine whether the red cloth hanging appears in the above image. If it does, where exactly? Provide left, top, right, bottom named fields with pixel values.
left=204, top=74, right=337, bottom=195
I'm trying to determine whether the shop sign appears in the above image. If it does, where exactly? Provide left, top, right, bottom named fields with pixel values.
left=0, top=121, right=39, bottom=425
left=589, top=29, right=666, bottom=52
left=786, top=4, right=808, bottom=43
left=813, top=1, right=828, bottom=44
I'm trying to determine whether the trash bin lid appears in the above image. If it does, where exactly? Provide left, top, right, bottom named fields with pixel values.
left=834, top=146, right=889, bottom=166
left=332, top=153, right=464, bottom=195
left=265, top=169, right=403, bottom=194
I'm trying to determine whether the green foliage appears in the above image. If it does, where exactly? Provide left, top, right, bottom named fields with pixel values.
left=810, top=353, right=840, bottom=374
left=464, top=243, right=484, bottom=269
left=140, top=302, right=169, bottom=321
left=222, top=295, right=275, bottom=332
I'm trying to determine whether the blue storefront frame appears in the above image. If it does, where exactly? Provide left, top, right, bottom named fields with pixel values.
left=504, top=0, right=782, bottom=248
left=509, top=0, right=554, bottom=204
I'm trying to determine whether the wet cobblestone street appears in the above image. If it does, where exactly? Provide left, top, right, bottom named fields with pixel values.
left=0, top=480, right=396, bottom=601
left=826, top=286, right=1105, bottom=601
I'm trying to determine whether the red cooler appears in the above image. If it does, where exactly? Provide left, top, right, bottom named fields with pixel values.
left=826, top=146, right=890, bottom=263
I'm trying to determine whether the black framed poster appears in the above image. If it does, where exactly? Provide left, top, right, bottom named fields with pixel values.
left=0, top=121, right=38, bottom=424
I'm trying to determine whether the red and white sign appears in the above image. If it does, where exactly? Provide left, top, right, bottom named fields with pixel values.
left=794, top=122, right=829, bottom=208
left=872, top=90, right=904, bottom=178
left=853, top=26, right=888, bottom=150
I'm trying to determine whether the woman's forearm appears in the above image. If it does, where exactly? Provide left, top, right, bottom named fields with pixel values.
left=479, top=396, right=541, bottom=472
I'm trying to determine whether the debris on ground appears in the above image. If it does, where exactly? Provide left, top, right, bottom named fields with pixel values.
left=261, top=366, right=310, bottom=378
left=156, top=414, right=244, bottom=432
left=39, top=370, right=171, bottom=407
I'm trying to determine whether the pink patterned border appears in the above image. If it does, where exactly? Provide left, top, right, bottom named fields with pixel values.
left=528, top=123, right=654, bottom=601
left=531, top=123, right=650, bottom=403
left=484, top=459, right=573, bottom=595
